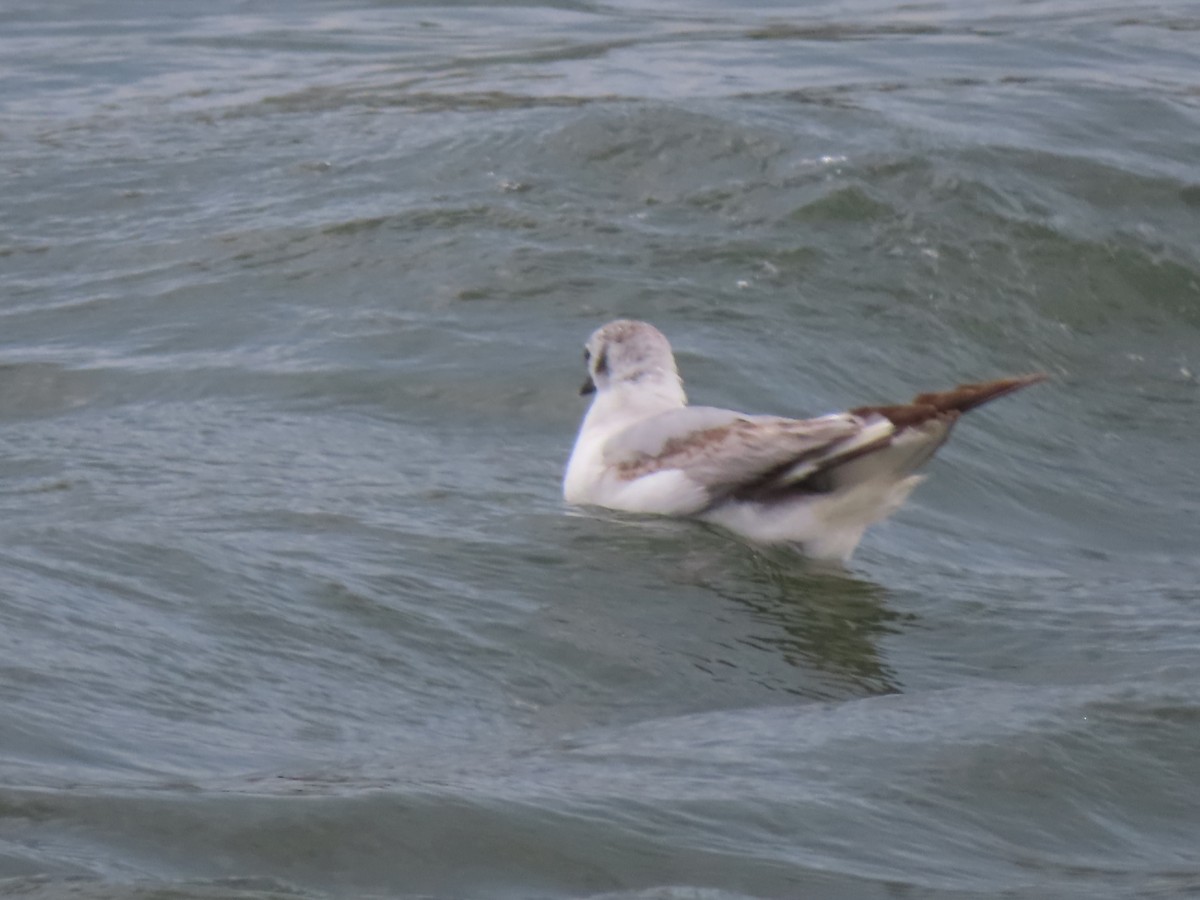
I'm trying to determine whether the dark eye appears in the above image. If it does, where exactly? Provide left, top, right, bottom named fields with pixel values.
left=583, top=348, right=591, bottom=363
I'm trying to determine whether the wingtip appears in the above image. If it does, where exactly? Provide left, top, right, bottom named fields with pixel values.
left=913, top=372, right=1048, bottom=414
left=851, top=371, right=1047, bottom=429
left=967, top=371, right=1050, bottom=391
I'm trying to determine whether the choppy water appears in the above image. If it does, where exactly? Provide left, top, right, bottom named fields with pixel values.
left=2, top=1, right=1199, bottom=898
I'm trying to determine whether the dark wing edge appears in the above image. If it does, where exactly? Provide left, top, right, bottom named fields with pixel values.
left=737, top=372, right=1048, bottom=502
left=850, top=373, right=1047, bottom=429
left=613, top=413, right=888, bottom=504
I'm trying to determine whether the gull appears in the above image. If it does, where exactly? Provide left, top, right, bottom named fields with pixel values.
left=563, top=319, right=1045, bottom=563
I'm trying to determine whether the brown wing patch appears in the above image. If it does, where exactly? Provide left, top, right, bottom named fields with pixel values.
left=611, top=415, right=861, bottom=487
left=613, top=423, right=738, bottom=481
left=851, top=373, right=1046, bottom=429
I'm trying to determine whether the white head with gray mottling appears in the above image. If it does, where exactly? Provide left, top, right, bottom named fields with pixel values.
left=579, top=319, right=684, bottom=402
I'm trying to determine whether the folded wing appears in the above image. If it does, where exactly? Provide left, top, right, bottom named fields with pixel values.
left=602, top=405, right=895, bottom=506
left=601, top=374, right=1047, bottom=510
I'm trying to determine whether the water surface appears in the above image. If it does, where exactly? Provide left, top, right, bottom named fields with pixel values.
left=2, top=1, right=1199, bottom=898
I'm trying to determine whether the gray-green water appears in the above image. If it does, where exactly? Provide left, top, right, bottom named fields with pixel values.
left=2, top=2, right=1199, bottom=898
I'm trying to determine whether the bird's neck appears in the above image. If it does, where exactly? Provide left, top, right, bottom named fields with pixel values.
left=583, top=374, right=686, bottom=436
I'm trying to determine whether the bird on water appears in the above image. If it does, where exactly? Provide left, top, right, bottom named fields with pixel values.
left=564, top=319, right=1045, bottom=563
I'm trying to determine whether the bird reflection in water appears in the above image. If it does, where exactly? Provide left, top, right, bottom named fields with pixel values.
left=677, top=543, right=907, bottom=700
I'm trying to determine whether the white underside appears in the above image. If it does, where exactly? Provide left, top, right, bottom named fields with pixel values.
left=697, top=422, right=946, bottom=562
left=700, top=474, right=925, bottom=562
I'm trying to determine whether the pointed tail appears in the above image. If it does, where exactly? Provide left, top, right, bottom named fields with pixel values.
left=850, top=373, right=1047, bottom=430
